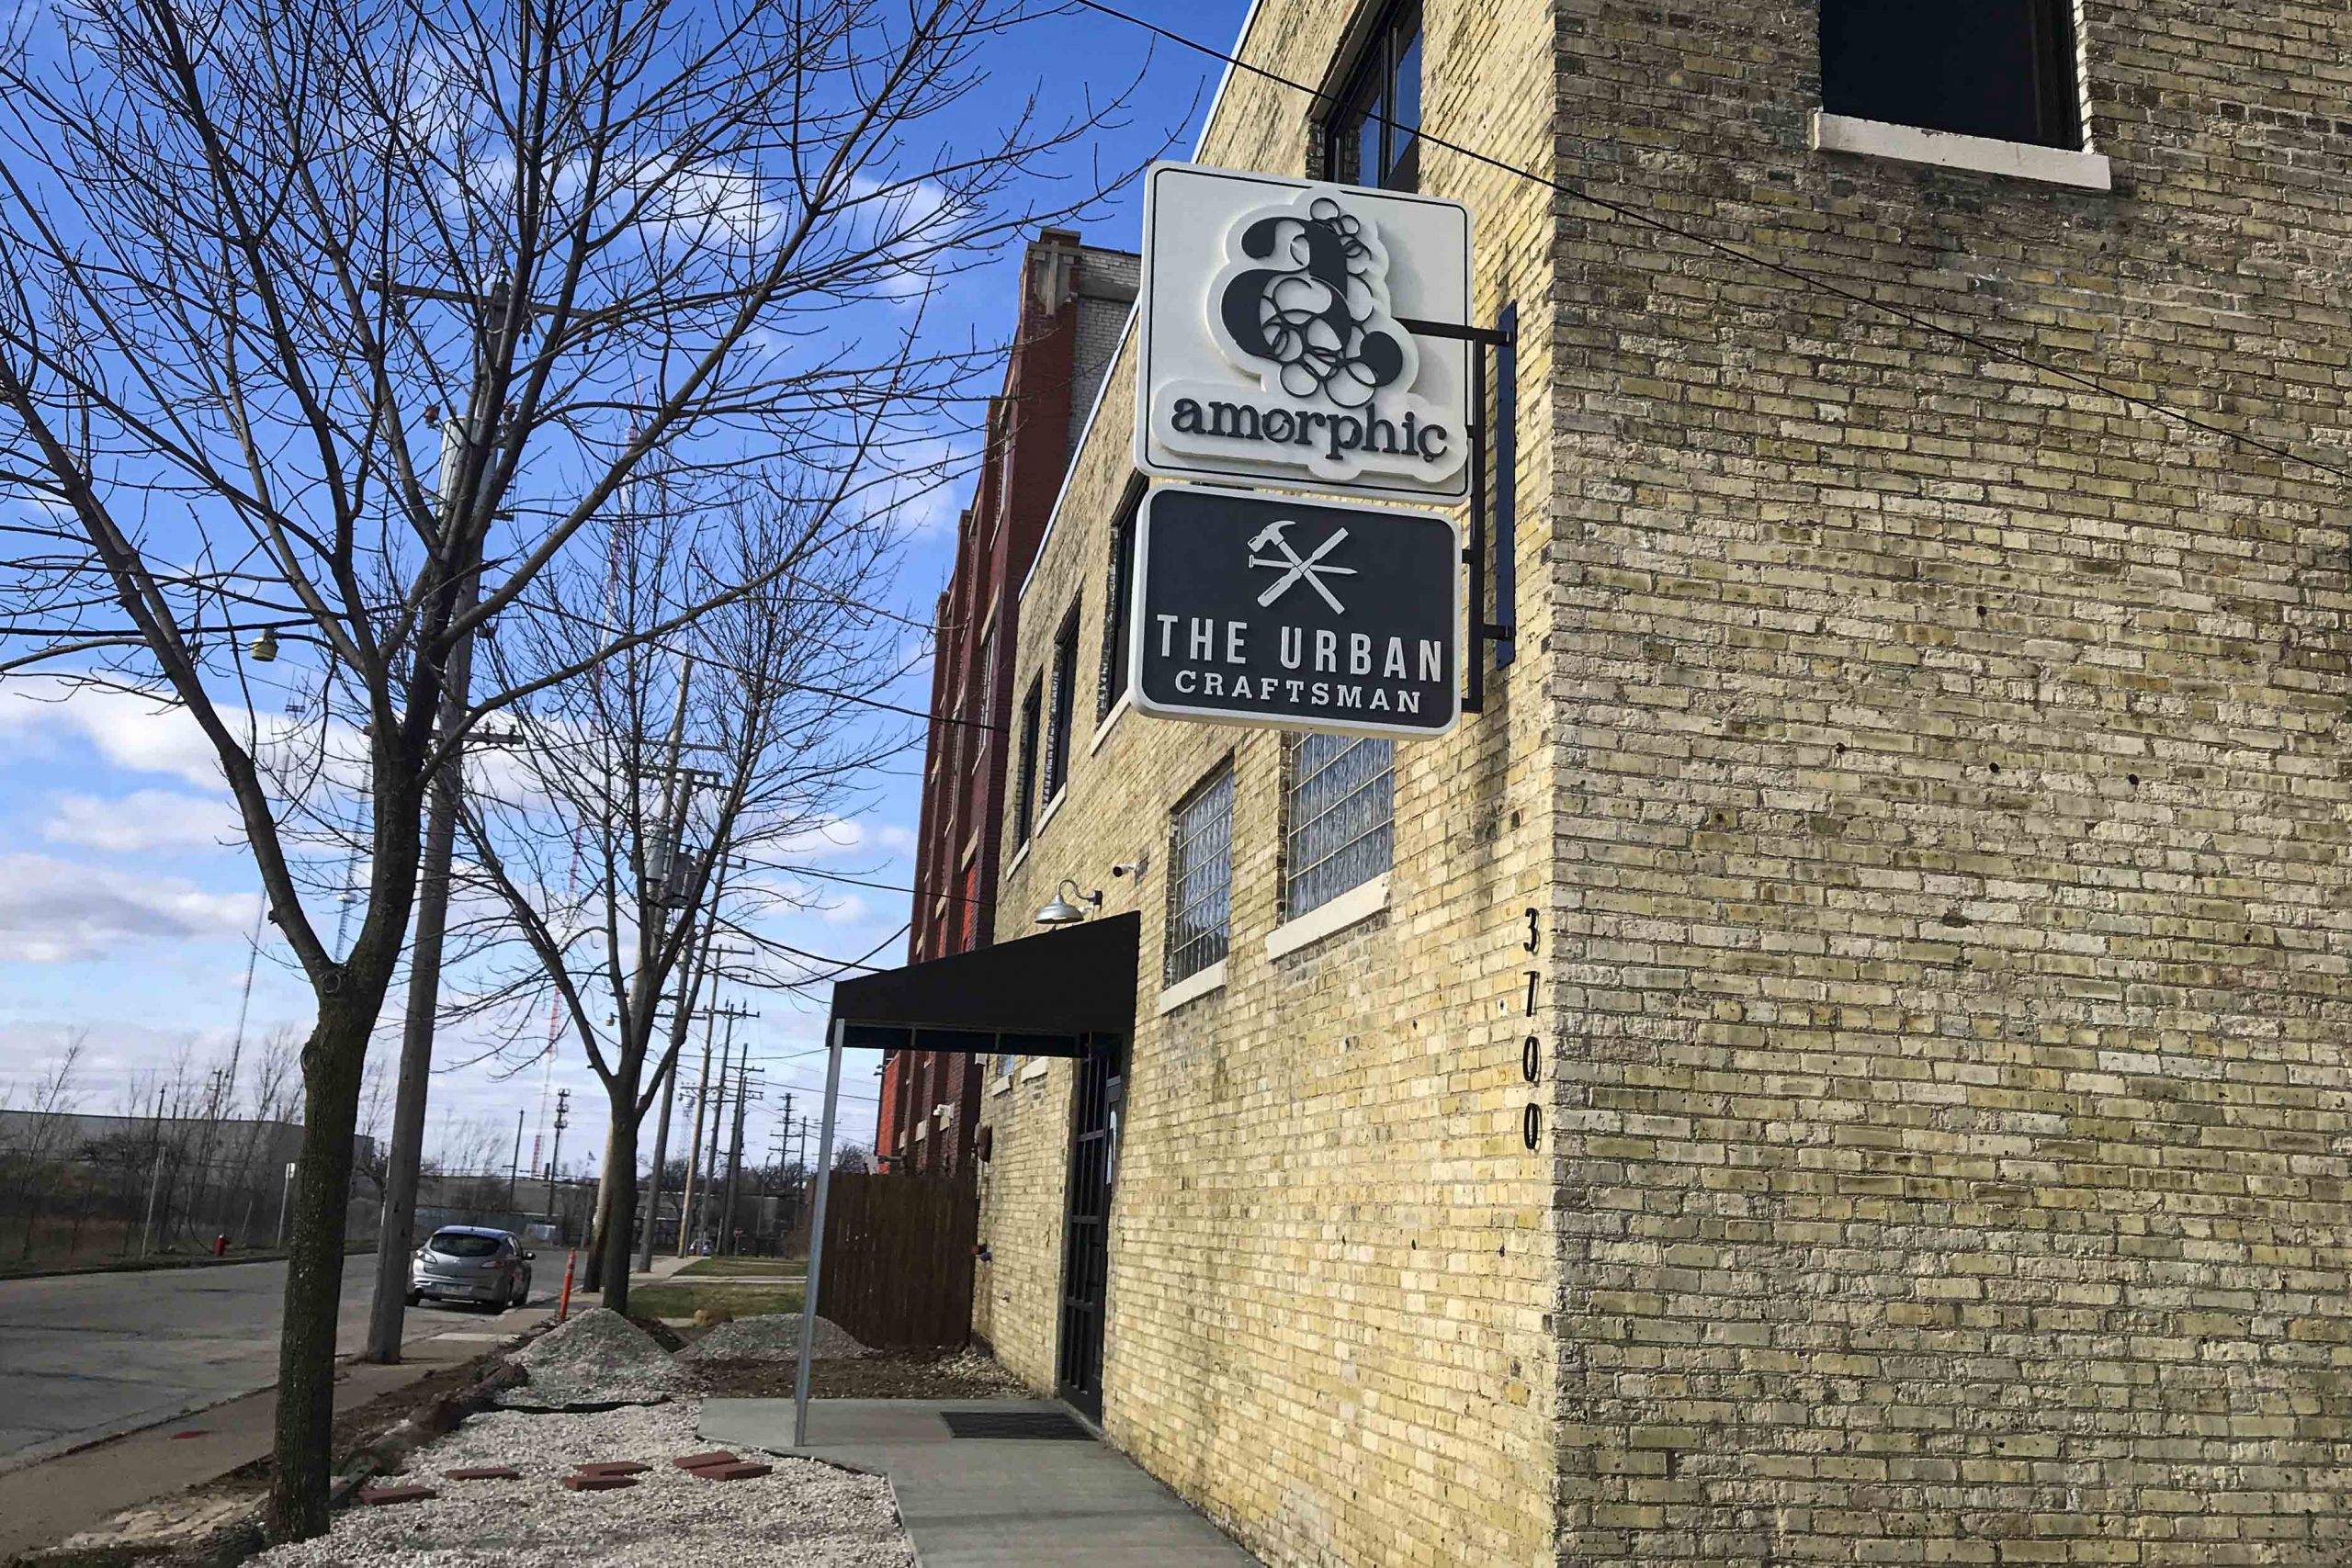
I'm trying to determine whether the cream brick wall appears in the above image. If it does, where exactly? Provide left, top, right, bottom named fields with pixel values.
left=1545, top=0, right=2352, bottom=1563
left=978, top=1, right=1565, bottom=1565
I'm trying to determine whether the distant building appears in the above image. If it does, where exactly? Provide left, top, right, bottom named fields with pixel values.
left=0, top=1110, right=376, bottom=1171
left=878, top=229, right=1138, bottom=1177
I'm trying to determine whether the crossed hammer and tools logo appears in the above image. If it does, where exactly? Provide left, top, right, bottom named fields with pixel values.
left=1246, top=519, right=1358, bottom=612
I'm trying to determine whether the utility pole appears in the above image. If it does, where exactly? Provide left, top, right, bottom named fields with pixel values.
left=639, top=872, right=731, bottom=1272
left=786, top=1100, right=804, bottom=1232
left=507, top=1109, right=524, bottom=1210
left=675, top=1001, right=719, bottom=1258
left=721, top=1057, right=759, bottom=1256
left=547, top=1088, right=571, bottom=1236
left=696, top=1005, right=755, bottom=1251
left=693, top=1018, right=735, bottom=1253
left=365, top=284, right=509, bottom=1364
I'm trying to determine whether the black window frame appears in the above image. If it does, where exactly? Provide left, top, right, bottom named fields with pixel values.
left=1820, top=0, right=2083, bottom=152
left=1323, top=0, right=1423, bottom=192
left=1042, top=605, right=1080, bottom=804
left=1012, top=677, right=1043, bottom=847
left=1097, top=491, right=1141, bottom=724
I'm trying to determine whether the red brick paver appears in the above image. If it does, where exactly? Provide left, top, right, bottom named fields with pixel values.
left=695, top=1462, right=773, bottom=1482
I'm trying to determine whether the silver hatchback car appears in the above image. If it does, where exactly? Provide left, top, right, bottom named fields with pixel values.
left=407, top=1225, right=535, bottom=1311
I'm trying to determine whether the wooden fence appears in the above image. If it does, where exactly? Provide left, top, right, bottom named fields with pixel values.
left=815, top=1172, right=978, bottom=1348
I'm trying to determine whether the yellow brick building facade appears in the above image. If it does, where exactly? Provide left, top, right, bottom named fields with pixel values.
left=967, top=1, right=2352, bottom=1564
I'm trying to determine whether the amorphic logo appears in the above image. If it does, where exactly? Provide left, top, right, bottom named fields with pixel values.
left=1157, top=188, right=1464, bottom=493
left=1216, top=198, right=1408, bottom=412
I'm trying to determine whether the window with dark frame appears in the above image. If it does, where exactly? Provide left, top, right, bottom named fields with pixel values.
left=1282, top=733, right=1395, bottom=921
left=1012, top=677, right=1043, bottom=847
left=1043, top=607, right=1080, bottom=803
left=1324, top=1, right=1422, bottom=192
left=1821, top=0, right=2082, bottom=150
left=1097, top=493, right=1140, bottom=724
left=1165, top=763, right=1235, bottom=986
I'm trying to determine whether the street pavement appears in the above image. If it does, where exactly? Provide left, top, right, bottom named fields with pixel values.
left=0, top=1251, right=543, bottom=1474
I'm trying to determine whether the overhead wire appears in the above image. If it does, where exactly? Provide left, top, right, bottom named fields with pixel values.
left=1067, top=0, right=2352, bottom=491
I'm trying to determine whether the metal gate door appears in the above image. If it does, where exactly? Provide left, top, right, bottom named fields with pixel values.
left=1057, top=1033, right=1123, bottom=1420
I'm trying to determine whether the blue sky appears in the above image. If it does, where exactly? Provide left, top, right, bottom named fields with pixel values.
left=0, top=0, right=1251, bottom=1171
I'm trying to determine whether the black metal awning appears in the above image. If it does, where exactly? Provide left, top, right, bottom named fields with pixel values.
left=825, top=911, right=1139, bottom=1057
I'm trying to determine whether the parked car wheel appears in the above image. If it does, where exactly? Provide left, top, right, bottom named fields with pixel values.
left=406, top=1290, right=421, bottom=1307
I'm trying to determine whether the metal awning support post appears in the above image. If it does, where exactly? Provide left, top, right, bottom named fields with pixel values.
left=791, top=1016, right=846, bottom=1448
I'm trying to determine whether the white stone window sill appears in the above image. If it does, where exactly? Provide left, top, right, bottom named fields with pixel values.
left=1035, top=788, right=1069, bottom=838
left=1156, top=959, right=1227, bottom=1016
left=1811, top=111, right=2112, bottom=192
left=1020, top=1058, right=1050, bottom=1083
left=991, top=1074, right=1013, bottom=1096
left=1006, top=838, right=1032, bottom=877
left=1089, top=691, right=1132, bottom=757
left=1266, top=874, right=1390, bottom=960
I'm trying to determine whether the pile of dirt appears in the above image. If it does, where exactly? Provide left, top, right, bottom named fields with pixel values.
left=500, top=1308, right=682, bottom=1408
left=687, top=1347, right=1031, bottom=1401
left=673, top=1313, right=867, bottom=1363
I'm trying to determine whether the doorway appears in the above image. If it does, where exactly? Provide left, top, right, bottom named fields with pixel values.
left=1057, top=1033, right=1124, bottom=1420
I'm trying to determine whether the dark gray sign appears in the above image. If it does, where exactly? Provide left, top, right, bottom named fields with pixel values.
left=1129, top=484, right=1461, bottom=739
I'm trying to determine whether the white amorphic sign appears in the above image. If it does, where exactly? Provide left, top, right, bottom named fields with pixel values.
left=1136, top=162, right=1473, bottom=503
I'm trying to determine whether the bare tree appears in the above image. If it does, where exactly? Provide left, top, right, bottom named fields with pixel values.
left=445, top=477, right=905, bottom=1313
left=0, top=0, right=1136, bottom=1535
left=1, top=1032, right=84, bottom=1261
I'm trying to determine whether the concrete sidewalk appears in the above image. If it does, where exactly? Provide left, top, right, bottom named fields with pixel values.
left=700, top=1399, right=1261, bottom=1567
left=0, top=1302, right=551, bottom=1560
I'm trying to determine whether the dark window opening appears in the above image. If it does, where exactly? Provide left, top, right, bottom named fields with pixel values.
left=1097, top=493, right=1139, bottom=723
left=1324, top=2, right=1422, bottom=191
left=1043, top=608, right=1080, bottom=802
left=1821, top=0, right=2081, bottom=150
left=1013, top=679, right=1042, bottom=846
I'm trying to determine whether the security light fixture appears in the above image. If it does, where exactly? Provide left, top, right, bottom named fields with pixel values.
left=249, top=629, right=280, bottom=663
left=1034, top=878, right=1102, bottom=927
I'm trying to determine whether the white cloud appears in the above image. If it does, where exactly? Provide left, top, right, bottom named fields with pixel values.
left=0, top=852, right=254, bottom=963
left=0, top=678, right=226, bottom=789
left=771, top=817, right=914, bottom=863
left=44, top=789, right=243, bottom=853
left=818, top=893, right=871, bottom=927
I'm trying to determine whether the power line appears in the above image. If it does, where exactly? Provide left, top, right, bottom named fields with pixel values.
left=1068, top=0, right=2352, bottom=491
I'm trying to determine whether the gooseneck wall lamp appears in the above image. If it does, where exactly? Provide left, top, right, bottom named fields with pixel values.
left=1033, top=878, right=1103, bottom=927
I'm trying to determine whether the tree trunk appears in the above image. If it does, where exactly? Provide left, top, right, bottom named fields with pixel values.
left=598, top=1087, right=639, bottom=1316
left=581, top=1116, right=619, bottom=1292
left=263, top=985, right=385, bottom=1542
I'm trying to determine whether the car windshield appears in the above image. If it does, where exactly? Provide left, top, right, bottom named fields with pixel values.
left=427, top=1232, right=501, bottom=1258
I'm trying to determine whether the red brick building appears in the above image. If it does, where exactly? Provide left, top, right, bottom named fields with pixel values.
left=877, top=230, right=1136, bottom=1175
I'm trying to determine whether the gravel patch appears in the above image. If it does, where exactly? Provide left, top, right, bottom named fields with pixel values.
left=248, top=1402, right=913, bottom=1568
left=501, top=1308, right=684, bottom=1408
left=676, top=1314, right=868, bottom=1363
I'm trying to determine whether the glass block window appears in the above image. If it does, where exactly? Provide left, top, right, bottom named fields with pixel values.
left=1283, top=734, right=1394, bottom=920
left=1164, top=763, right=1234, bottom=985
left=1325, top=1, right=1422, bottom=192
